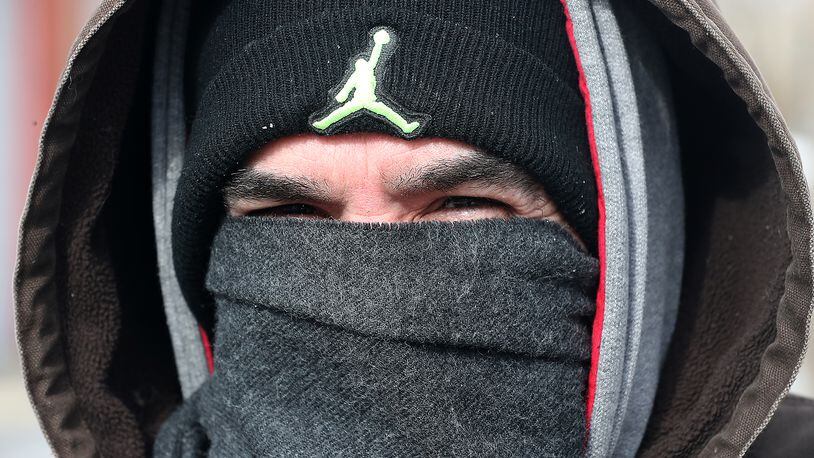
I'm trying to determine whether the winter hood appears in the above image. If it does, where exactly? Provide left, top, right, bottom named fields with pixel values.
left=13, top=0, right=813, bottom=456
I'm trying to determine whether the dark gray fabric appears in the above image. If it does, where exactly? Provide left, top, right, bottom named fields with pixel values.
left=746, top=395, right=814, bottom=458
left=155, top=217, right=598, bottom=456
left=610, top=1, right=685, bottom=454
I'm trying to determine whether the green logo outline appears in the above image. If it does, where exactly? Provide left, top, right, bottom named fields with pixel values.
left=309, top=26, right=430, bottom=139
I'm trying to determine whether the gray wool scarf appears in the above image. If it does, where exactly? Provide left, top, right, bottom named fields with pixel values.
left=155, top=217, right=598, bottom=456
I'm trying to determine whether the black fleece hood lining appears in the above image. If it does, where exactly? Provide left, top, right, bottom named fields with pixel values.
left=12, top=0, right=809, bottom=456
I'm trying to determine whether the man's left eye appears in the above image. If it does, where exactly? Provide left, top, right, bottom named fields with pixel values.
left=246, top=203, right=326, bottom=218
left=440, top=196, right=508, bottom=209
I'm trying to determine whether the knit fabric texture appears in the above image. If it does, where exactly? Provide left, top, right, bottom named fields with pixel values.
left=173, top=0, right=597, bottom=327
left=155, top=217, right=598, bottom=456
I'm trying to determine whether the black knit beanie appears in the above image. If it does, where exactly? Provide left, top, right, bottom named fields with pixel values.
left=174, top=0, right=597, bottom=329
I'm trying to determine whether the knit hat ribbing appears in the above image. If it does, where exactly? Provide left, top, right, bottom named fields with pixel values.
left=175, top=1, right=597, bottom=328
left=184, top=0, right=582, bottom=120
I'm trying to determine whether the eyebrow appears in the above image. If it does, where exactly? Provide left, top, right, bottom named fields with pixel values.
left=222, top=168, right=333, bottom=204
left=385, top=151, right=541, bottom=197
left=223, top=150, right=543, bottom=205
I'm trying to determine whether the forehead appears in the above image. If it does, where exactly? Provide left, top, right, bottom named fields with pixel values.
left=244, top=133, right=481, bottom=177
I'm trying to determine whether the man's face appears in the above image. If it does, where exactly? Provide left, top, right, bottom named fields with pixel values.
left=224, top=133, right=578, bottom=241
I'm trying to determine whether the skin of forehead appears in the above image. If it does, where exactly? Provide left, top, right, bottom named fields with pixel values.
left=225, top=134, right=540, bottom=202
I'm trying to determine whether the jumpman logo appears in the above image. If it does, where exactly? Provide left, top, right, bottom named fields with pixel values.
left=310, top=27, right=428, bottom=138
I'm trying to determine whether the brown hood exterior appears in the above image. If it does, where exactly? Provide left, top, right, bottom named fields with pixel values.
left=13, top=0, right=813, bottom=456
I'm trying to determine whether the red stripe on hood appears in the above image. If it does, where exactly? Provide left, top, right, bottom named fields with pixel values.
left=559, top=0, right=608, bottom=431
left=200, top=325, right=215, bottom=374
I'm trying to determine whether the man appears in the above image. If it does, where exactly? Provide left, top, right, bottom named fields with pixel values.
left=165, top=5, right=600, bottom=453
left=13, top=0, right=814, bottom=456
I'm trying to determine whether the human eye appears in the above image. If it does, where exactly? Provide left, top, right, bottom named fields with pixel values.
left=245, top=203, right=329, bottom=219
left=425, top=196, right=513, bottom=221
left=439, top=196, right=510, bottom=210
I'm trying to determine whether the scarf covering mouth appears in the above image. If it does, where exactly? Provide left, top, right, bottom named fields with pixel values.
left=155, top=217, right=598, bottom=456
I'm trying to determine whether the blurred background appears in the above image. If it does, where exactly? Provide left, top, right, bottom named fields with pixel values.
left=0, top=0, right=812, bottom=456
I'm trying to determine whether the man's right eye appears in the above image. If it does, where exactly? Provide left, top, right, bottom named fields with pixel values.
left=246, top=203, right=328, bottom=219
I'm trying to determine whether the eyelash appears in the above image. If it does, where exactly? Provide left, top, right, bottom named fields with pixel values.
left=437, top=196, right=509, bottom=211
left=246, top=203, right=327, bottom=218
left=245, top=197, right=510, bottom=219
